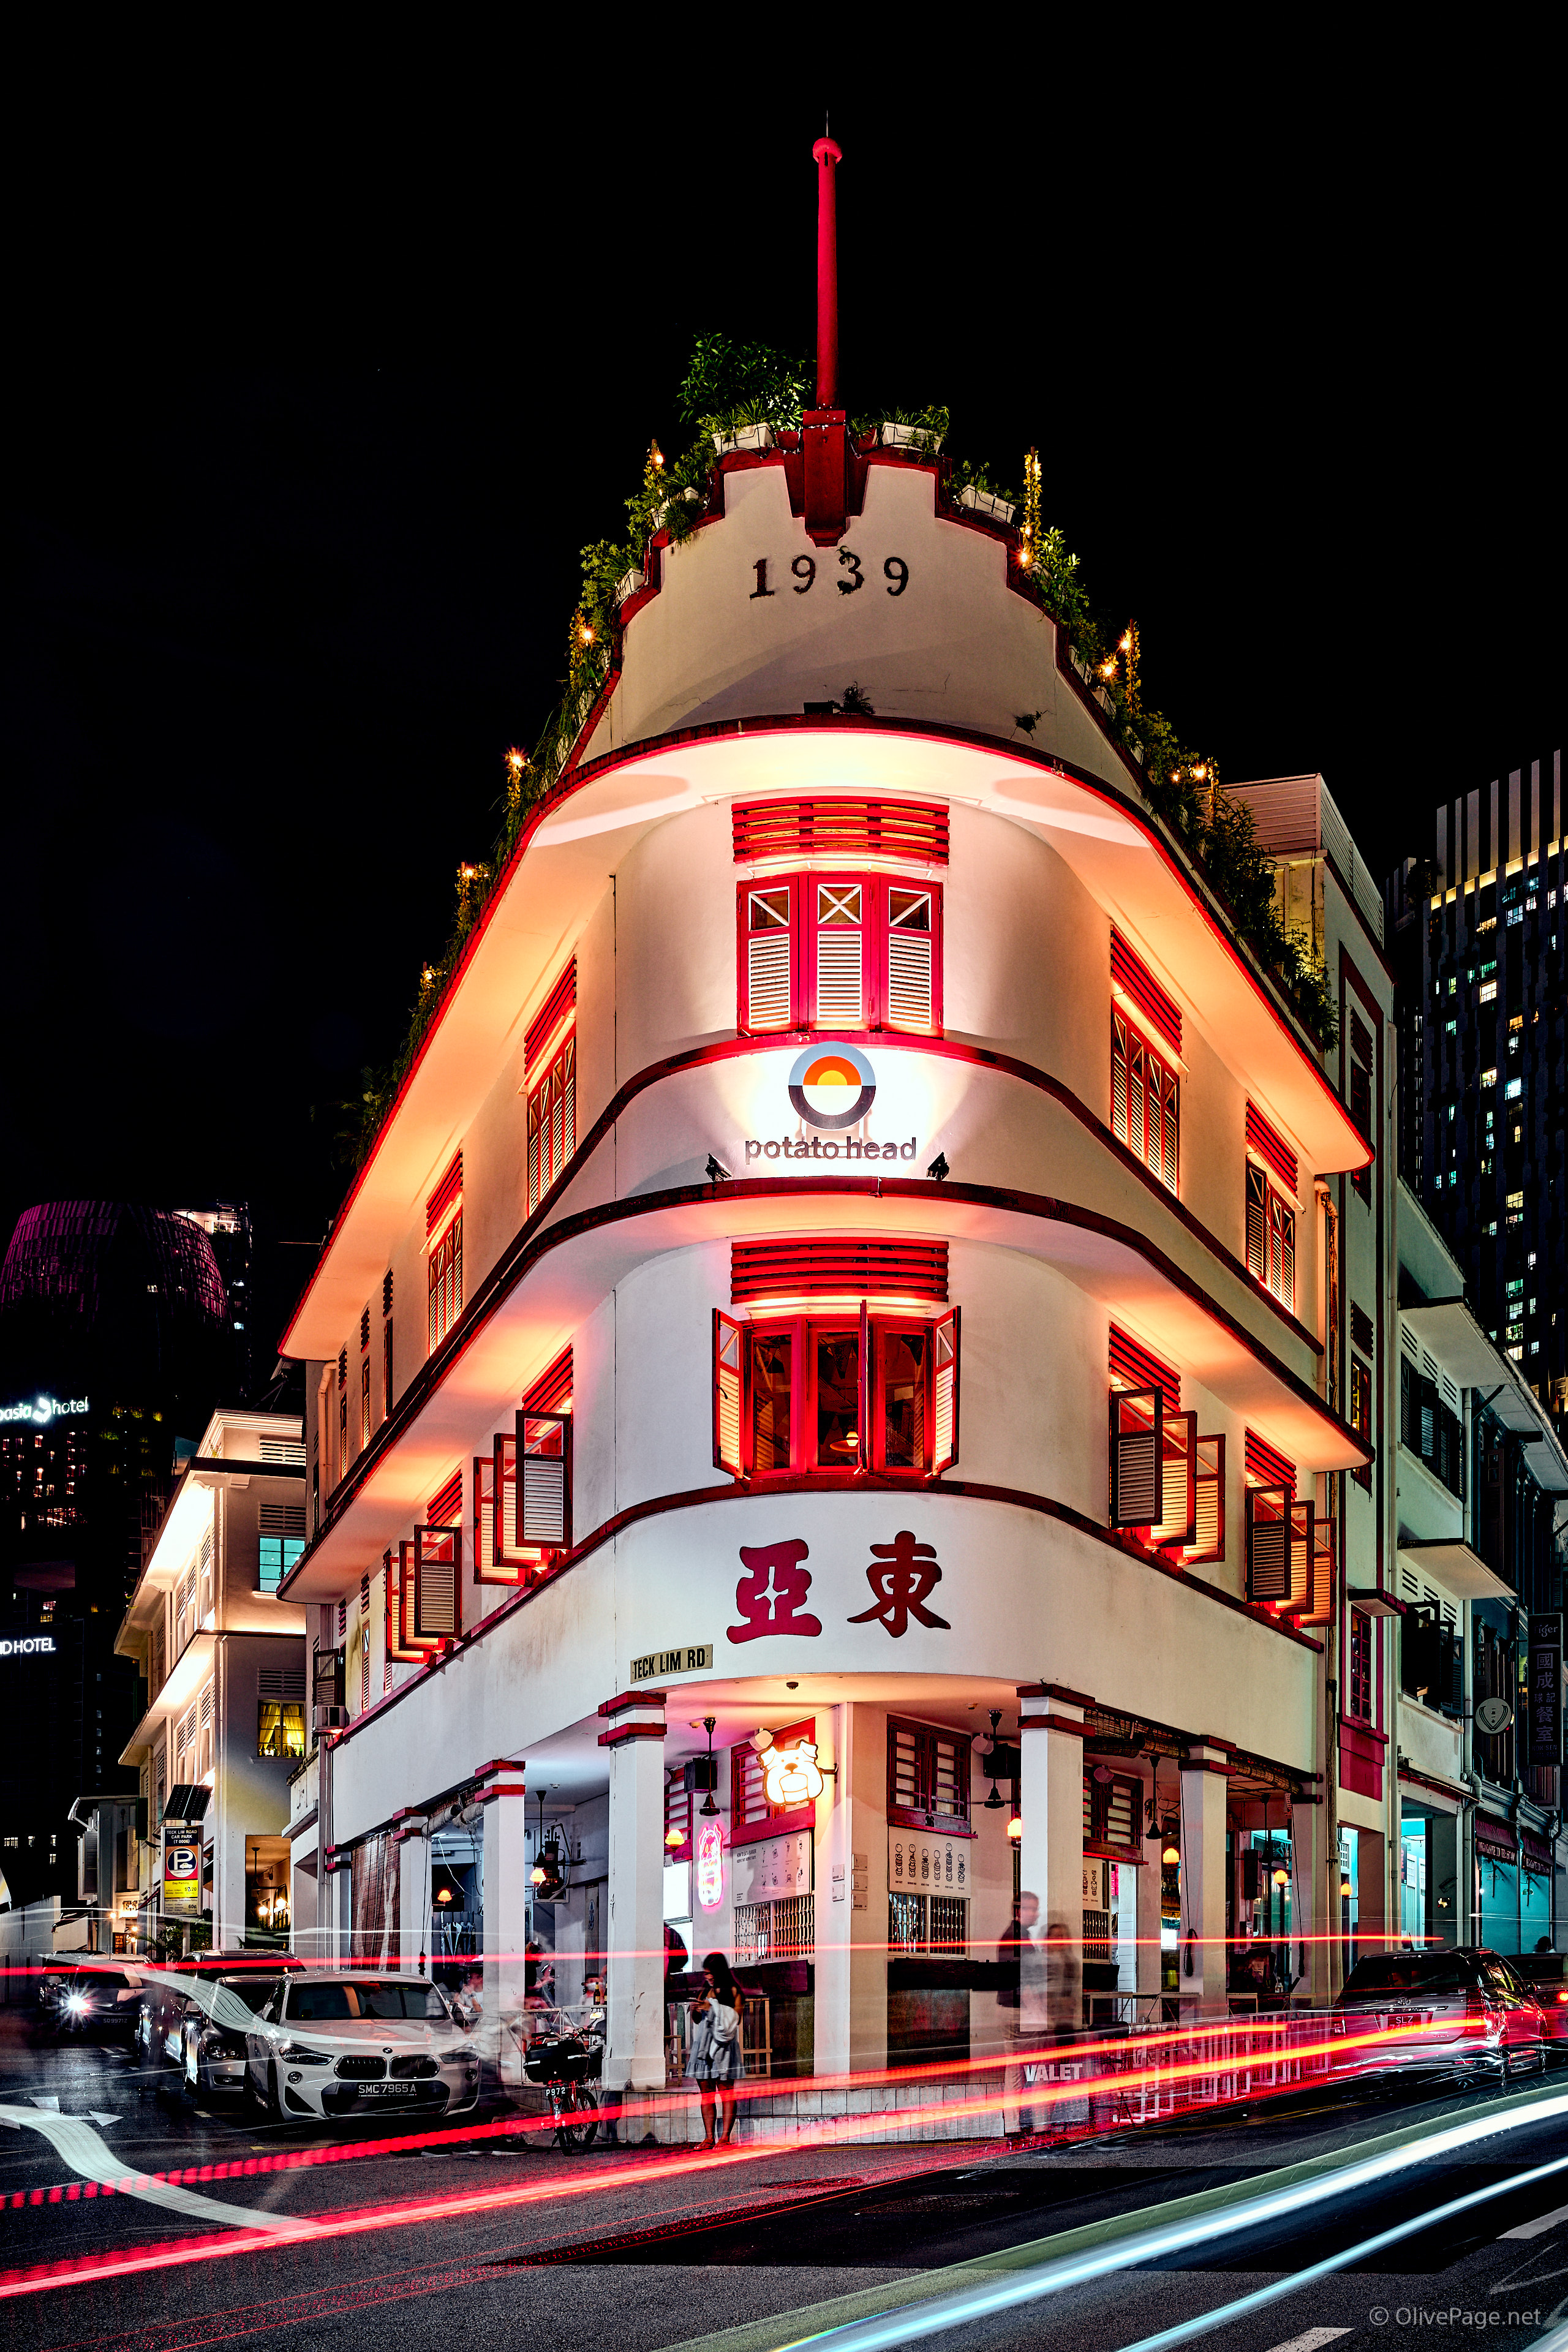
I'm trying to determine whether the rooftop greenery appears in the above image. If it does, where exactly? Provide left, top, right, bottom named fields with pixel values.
left=337, top=338, right=1336, bottom=1171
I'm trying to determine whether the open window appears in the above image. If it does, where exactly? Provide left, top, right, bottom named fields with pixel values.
left=1109, top=1387, right=1163, bottom=1527
left=413, top=1523, right=461, bottom=1642
left=1181, top=1434, right=1226, bottom=1566
left=1246, top=1484, right=1314, bottom=1608
left=712, top=1306, right=959, bottom=1477
left=492, top=1412, right=572, bottom=1576
left=472, top=1453, right=502, bottom=1584
left=1112, top=1010, right=1178, bottom=1191
left=737, top=872, right=942, bottom=1036
left=1150, top=1409, right=1197, bottom=1549
left=396, top=1539, right=439, bottom=1657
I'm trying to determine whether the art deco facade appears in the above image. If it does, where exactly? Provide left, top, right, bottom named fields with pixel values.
left=279, top=312, right=1398, bottom=2122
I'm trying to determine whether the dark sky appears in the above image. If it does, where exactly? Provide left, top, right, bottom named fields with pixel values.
left=4, top=61, right=1559, bottom=1367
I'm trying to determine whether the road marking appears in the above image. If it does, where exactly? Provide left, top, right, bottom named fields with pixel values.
left=0, top=2106, right=319, bottom=2236
left=1504, top=2199, right=1568, bottom=2240
left=28, top=2097, right=60, bottom=2112
left=656, top=2079, right=1568, bottom=2352
left=1261, top=2332, right=1353, bottom=2352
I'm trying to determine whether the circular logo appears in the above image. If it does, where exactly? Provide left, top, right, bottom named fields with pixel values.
left=1475, top=1695, right=1513, bottom=1737
left=788, top=1044, right=876, bottom=1131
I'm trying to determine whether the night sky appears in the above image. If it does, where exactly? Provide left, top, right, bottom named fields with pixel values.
left=5, top=67, right=1558, bottom=1373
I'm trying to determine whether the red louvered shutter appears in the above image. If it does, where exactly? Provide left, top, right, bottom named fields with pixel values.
left=714, top=1310, right=744, bottom=1476
left=740, top=878, right=799, bottom=1032
left=413, top=1524, right=461, bottom=1641
left=932, top=1306, right=960, bottom=1473
left=1111, top=930, right=1183, bottom=1054
left=1183, top=1435, right=1226, bottom=1566
left=1110, top=1387, right=1164, bottom=1526
left=1151, top=1410, right=1197, bottom=1549
left=1109, top=1325, right=1180, bottom=1414
left=1245, top=1485, right=1292, bottom=1602
left=518, top=1411, right=570, bottom=1550
left=524, top=1349, right=573, bottom=1415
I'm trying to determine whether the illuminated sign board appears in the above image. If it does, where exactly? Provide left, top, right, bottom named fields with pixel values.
left=0, top=1394, right=88, bottom=1426
left=695, top=1820, right=725, bottom=1910
left=761, top=1739, right=826, bottom=1807
left=0, top=1637, right=58, bottom=1657
left=731, top=1046, right=927, bottom=1167
left=163, top=1830, right=202, bottom=1912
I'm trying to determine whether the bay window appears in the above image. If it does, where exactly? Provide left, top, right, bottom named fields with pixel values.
left=714, top=1305, right=959, bottom=1477
left=737, top=873, right=941, bottom=1035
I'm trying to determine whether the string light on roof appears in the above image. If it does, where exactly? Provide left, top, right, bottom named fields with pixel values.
left=1018, top=446, right=1041, bottom=571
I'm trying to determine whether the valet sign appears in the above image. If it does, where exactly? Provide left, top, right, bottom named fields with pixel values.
left=737, top=1047, right=921, bottom=1166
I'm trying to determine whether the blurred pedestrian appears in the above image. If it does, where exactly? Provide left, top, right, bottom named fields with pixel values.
left=687, top=1953, right=743, bottom=2146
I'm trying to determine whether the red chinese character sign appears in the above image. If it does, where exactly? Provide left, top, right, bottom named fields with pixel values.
left=848, top=1531, right=951, bottom=1637
left=728, top=1540, right=823, bottom=1643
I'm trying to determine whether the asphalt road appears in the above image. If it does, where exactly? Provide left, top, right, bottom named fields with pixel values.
left=5, top=2009, right=1568, bottom=2352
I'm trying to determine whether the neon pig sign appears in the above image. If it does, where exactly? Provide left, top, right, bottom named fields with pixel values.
left=695, top=1819, right=725, bottom=1910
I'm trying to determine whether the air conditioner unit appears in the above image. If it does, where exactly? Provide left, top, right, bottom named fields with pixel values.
left=314, top=1705, right=350, bottom=1732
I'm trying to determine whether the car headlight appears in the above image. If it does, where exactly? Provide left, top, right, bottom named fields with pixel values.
left=64, top=1994, right=89, bottom=2015
left=276, top=2040, right=333, bottom=2064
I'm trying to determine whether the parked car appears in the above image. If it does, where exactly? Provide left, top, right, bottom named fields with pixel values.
left=1332, top=1947, right=1547, bottom=2082
left=54, top=1961, right=145, bottom=2042
left=137, top=1953, right=301, bottom=2075
left=179, top=1970, right=297, bottom=2100
left=1507, top=1949, right=1568, bottom=2054
left=244, top=1973, right=480, bottom=2122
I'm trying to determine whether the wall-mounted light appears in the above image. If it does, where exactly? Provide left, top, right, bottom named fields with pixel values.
left=1163, top=1844, right=1181, bottom=1867
left=1007, top=1813, right=1023, bottom=1843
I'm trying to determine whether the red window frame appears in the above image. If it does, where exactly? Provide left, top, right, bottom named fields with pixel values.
left=736, top=870, right=943, bottom=1036
left=527, top=1031, right=576, bottom=1214
left=428, top=1210, right=462, bottom=1352
left=1112, top=1010, right=1178, bottom=1192
left=413, top=1522, right=461, bottom=1642
left=1181, top=1434, right=1226, bottom=1566
left=1246, top=1163, right=1296, bottom=1313
left=887, top=1716, right=971, bottom=1833
left=488, top=1410, right=573, bottom=1580
left=731, top=1715, right=817, bottom=1846
left=1348, top=1606, right=1373, bottom=1721
left=712, top=1306, right=960, bottom=1479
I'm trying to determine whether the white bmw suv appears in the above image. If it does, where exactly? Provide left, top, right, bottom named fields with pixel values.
left=246, top=1973, right=480, bottom=2122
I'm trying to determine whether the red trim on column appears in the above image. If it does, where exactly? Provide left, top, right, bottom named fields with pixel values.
left=1017, top=1681, right=1095, bottom=1706
left=1017, top=1716, right=1087, bottom=1737
left=597, top=1721, right=669, bottom=1747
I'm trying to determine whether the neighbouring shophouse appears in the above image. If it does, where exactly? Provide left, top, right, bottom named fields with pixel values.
left=1392, top=1180, right=1568, bottom=1951
left=276, top=150, right=1390, bottom=2130
left=114, top=1409, right=307, bottom=1950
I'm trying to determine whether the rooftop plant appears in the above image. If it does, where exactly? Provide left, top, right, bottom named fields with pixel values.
left=337, top=341, right=1335, bottom=1172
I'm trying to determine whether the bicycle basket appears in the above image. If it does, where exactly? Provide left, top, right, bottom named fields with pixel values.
left=523, top=2034, right=590, bottom=2085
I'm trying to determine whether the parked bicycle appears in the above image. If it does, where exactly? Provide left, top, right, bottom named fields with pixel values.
left=519, top=2006, right=605, bottom=2149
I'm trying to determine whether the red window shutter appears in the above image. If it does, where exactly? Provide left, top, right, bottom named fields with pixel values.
left=524, top=1349, right=573, bottom=1415
left=527, top=1037, right=576, bottom=1213
left=472, top=1452, right=503, bottom=1584
left=1109, top=1325, right=1179, bottom=1414
left=665, top=1777, right=693, bottom=1863
left=739, top=877, right=799, bottom=1032
left=1111, top=930, right=1182, bottom=1054
left=809, top=875, right=868, bottom=1027
left=1183, top=1434, right=1226, bottom=1566
left=1244, top=1429, right=1295, bottom=1491
left=413, top=1525, right=461, bottom=1641
left=1112, top=1014, right=1129, bottom=1146
left=1110, top=1387, right=1164, bottom=1526
left=1280, top=1498, right=1317, bottom=1615
left=526, top=958, right=577, bottom=1073
left=884, top=884, right=938, bottom=1032
left=733, top=798, right=949, bottom=864
left=731, top=1239, right=948, bottom=1307
left=1246, top=1166, right=1267, bottom=1283
left=426, top=1150, right=462, bottom=1240
left=714, top=1310, right=744, bottom=1476
left=1246, top=1102, right=1298, bottom=1196
left=428, top=1469, right=462, bottom=1530
left=399, top=1538, right=437, bottom=1653
left=1245, top=1484, right=1293, bottom=1602
left=492, top=1431, right=524, bottom=1570
left=517, top=1411, right=570, bottom=1550
left=932, top=1306, right=960, bottom=1474
left=1151, top=1410, right=1197, bottom=1549
left=385, top=1546, right=421, bottom=1663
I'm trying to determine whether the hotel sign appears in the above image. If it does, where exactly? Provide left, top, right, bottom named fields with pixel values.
left=0, top=1394, right=88, bottom=1426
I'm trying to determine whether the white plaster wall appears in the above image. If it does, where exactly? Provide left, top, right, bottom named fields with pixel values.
left=329, top=1485, right=1318, bottom=1847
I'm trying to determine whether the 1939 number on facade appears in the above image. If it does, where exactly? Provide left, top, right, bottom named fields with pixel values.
left=750, top=553, right=908, bottom=600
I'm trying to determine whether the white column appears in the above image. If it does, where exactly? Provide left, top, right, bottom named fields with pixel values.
left=394, top=1817, right=431, bottom=1972
left=1016, top=1686, right=1085, bottom=2010
left=601, top=1690, right=668, bottom=2103
left=1137, top=1768, right=1166, bottom=2014
left=815, top=1702, right=887, bottom=2078
left=477, top=1760, right=529, bottom=2084
left=1179, top=1741, right=1230, bottom=2016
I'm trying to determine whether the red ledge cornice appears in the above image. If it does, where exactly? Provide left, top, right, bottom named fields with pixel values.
left=282, top=701, right=1365, bottom=1357
left=292, top=1164, right=1360, bottom=1574
left=312, top=1469, right=1325, bottom=1762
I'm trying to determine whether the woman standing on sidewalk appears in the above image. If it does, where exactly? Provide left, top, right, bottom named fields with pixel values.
left=687, top=1954, right=743, bottom=2146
